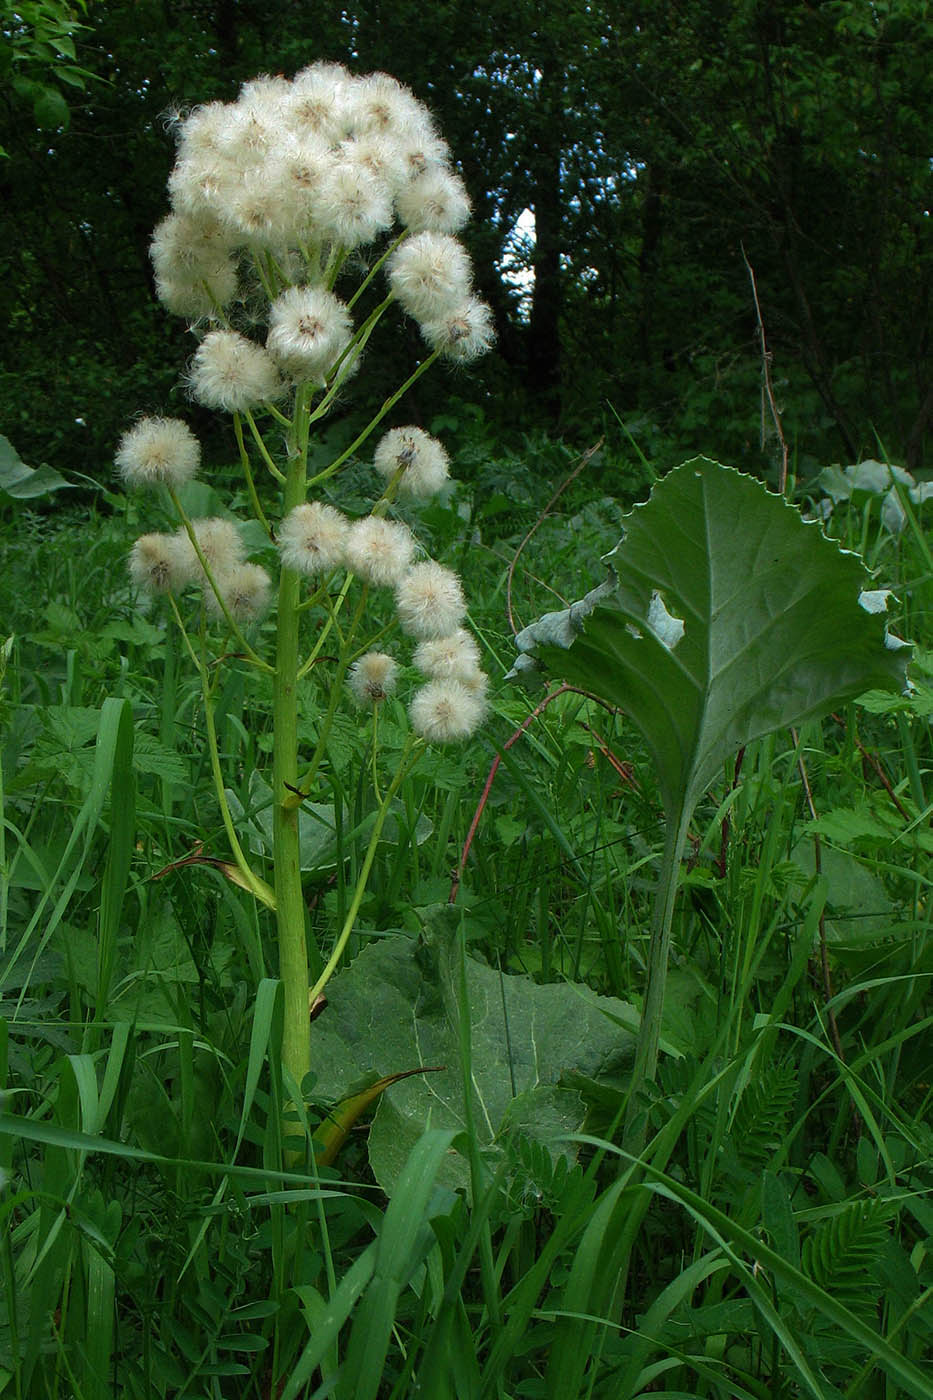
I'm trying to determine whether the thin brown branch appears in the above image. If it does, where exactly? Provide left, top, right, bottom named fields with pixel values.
left=506, top=437, right=604, bottom=636
left=830, top=712, right=911, bottom=821
left=742, top=246, right=789, bottom=495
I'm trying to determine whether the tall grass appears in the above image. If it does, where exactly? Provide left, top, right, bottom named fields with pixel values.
left=1, top=446, right=930, bottom=1397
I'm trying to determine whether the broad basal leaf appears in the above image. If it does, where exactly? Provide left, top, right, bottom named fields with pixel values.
left=512, top=458, right=909, bottom=820
left=307, top=914, right=635, bottom=1194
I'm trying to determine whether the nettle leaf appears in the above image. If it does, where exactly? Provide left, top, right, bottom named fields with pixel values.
left=307, top=915, right=635, bottom=1194
left=513, top=458, right=908, bottom=821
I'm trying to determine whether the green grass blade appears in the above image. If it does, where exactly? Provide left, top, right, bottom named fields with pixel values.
left=281, top=1247, right=377, bottom=1400
left=83, top=1201, right=119, bottom=1400
left=545, top=1177, right=630, bottom=1399
left=571, top=1140, right=933, bottom=1400
left=338, top=1128, right=458, bottom=1400
left=95, top=697, right=134, bottom=1019
left=3, top=696, right=134, bottom=1010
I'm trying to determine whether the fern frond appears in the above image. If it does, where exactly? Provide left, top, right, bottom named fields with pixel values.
left=801, top=1197, right=895, bottom=1321
left=729, top=1060, right=797, bottom=1171
left=504, top=1131, right=590, bottom=1217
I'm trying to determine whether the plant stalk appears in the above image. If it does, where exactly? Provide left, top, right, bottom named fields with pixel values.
left=623, top=800, right=693, bottom=1150
left=273, top=388, right=317, bottom=1093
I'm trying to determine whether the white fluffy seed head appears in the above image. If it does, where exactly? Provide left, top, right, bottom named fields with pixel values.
left=167, top=151, right=241, bottom=221
left=206, top=562, right=272, bottom=624
left=285, top=62, right=351, bottom=141
left=278, top=501, right=350, bottom=575
left=188, top=330, right=283, bottom=411
left=397, top=127, right=451, bottom=181
left=409, top=678, right=486, bottom=743
left=388, top=232, right=473, bottom=323
left=347, top=651, right=399, bottom=706
left=221, top=168, right=292, bottom=248
left=217, top=103, right=280, bottom=170
left=237, top=73, right=293, bottom=114
left=373, top=426, right=449, bottom=500
left=458, top=666, right=489, bottom=700
left=154, top=262, right=239, bottom=319
left=345, top=517, right=415, bottom=587
left=343, top=71, right=420, bottom=140
left=420, top=296, right=495, bottom=362
left=266, top=132, right=331, bottom=237
left=267, top=286, right=353, bottom=383
left=413, top=628, right=481, bottom=681
left=395, top=561, right=466, bottom=638
left=150, top=210, right=234, bottom=280
left=115, top=417, right=201, bottom=490
left=129, top=533, right=186, bottom=594
left=312, top=158, right=394, bottom=249
left=175, top=102, right=231, bottom=163
left=396, top=167, right=471, bottom=233
left=173, top=517, right=245, bottom=584
left=340, top=132, right=409, bottom=192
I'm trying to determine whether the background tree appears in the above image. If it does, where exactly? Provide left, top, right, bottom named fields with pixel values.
left=1, top=0, right=930, bottom=481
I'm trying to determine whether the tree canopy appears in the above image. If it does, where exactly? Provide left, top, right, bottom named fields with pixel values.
left=2, top=0, right=931, bottom=480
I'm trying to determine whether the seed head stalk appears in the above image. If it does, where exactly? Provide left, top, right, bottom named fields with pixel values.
left=168, top=488, right=272, bottom=670
left=273, top=383, right=320, bottom=1092
left=305, top=348, right=441, bottom=490
left=308, top=734, right=423, bottom=1009
left=232, top=413, right=274, bottom=539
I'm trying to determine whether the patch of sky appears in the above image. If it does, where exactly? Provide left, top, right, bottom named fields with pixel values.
left=497, top=207, right=535, bottom=322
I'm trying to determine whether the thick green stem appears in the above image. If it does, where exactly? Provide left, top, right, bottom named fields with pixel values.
left=273, top=387, right=316, bottom=1092
left=623, top=800, right=693, bottom=1149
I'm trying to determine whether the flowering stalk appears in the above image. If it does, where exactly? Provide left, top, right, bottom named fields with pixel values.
left=168, top=488, right=272, bottom=668
left=273, top=387, right=314, bottom=1087
left=117, top=61, right=495, bottom=1104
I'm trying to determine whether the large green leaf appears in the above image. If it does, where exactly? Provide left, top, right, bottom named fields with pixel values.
left=307, top=914, right=635, bottom=1193
left=513, top=458, right=908, bottom=820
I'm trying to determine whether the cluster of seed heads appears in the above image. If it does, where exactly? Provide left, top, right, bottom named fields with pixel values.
left=118, top=63, right=492, bottom=743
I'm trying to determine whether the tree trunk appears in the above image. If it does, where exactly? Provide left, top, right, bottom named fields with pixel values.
left=527, top=49, right=563, bottom=418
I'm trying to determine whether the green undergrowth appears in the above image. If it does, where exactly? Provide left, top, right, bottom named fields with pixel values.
left=0, top=444, right=930, bottom=1398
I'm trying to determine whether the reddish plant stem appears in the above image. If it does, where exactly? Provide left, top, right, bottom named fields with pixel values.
left=578, top=721, right=640, bottom=791
left=449, top=683, right=620, bottom=903
left=831, top=712, right=911, bottom=821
